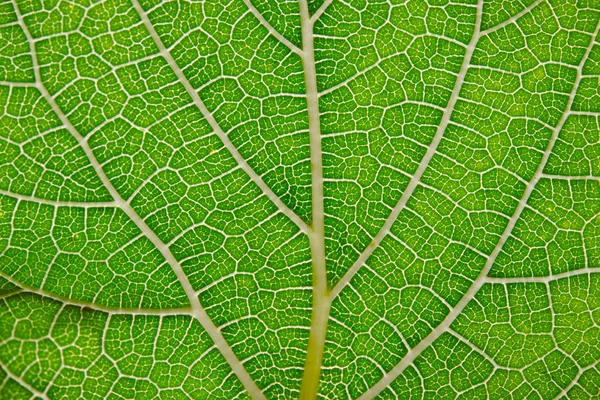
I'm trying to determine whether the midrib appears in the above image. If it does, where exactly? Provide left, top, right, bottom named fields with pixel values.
left=298, top=0, right=331, bottom=398
left=300, top=0, right=484, bottom=397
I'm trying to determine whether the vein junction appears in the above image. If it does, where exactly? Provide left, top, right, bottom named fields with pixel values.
left=0, top=0, right=599, bottom=399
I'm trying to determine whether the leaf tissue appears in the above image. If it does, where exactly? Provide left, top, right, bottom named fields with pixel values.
left=0, top=0, right=599, bottom=398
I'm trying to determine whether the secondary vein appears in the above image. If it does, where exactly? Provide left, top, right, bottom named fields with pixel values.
left=357, top=11, right=600, bottom=400
left=330, top=0, right=483, bottom=300
left=12, top=2, right=266, bottom=399
left=133, top=1, right=310, bottom=237
left=242, top=0, right=304, bottom=56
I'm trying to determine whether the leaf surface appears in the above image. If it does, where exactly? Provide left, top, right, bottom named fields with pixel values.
left=0, top=0, right=599, bottom=399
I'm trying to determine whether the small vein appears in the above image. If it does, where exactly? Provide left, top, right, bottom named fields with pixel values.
left=311, top=0, right=335, bottom=24
left=541, top=174, right=600, bottom=181
left=0, top=189, right=118, bottom=208
left=0, top=80, right=37, bottom=87
left=480, top=0, right=545, bottom=37
left=0, top=364, right=49, bottom=400
left=242, top=0, right=304, bottom=56
left=0, top=271, right=193, bottom=316
left=0, top=289, right=22, bottom=301
left=449, top=329, right=501, bottom=369
left=553, top=358, right=600, bottom=400
left=486, top=268, right=600, bottom=284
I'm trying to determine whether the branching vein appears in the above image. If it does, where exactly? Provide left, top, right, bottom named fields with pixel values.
left=11, top=2, right=266, bottom=399
left=357, top=14, right=600, bottom=400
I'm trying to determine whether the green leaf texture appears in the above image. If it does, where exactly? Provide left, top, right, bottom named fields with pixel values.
left=0, top=0, right=599, bottom=398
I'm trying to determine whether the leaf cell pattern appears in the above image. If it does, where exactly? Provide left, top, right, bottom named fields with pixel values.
left=0, top=0, right=599, bottom=399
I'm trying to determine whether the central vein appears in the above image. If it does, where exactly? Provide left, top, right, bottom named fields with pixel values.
left=298, top=1, right=331, bottom=399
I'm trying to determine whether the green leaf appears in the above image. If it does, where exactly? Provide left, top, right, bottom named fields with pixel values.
left=0, top=0, right=599, bottom=399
